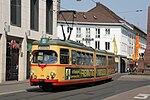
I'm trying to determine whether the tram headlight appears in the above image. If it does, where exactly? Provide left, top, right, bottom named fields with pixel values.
left=34, top=75, right=37, bottom=79
left=50, top=72, right=56, bottom=79
left=30, top=72, right=34, bottom=76
left=46, top=75, right=50, bottom=79
left=30, top=72, right=34, bottom=79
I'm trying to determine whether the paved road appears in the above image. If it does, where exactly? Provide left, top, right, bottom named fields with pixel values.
left=0, top=74, right=149, bottom=100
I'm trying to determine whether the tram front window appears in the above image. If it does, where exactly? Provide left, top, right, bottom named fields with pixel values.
left=32, top=50, right=58, bottom=64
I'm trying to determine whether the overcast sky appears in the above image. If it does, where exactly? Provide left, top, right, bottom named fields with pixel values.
left=60, top=0, right=150, bottom=33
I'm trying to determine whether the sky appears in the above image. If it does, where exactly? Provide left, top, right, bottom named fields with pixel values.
left=60, top=0, right=150, bottom=33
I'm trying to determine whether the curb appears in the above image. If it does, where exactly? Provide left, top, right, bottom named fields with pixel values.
left=0, top=80, right=29, bottom=86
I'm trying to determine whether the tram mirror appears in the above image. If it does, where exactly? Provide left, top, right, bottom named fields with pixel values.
left=27, top=44, right=32, bottom=52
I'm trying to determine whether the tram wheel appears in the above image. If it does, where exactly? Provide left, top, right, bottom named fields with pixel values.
left=39, top=85, right=52, bottom=91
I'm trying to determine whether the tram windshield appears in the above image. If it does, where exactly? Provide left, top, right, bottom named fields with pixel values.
left=32, top=50, right=58, bottom=64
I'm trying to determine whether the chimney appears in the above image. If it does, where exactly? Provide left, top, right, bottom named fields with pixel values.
left=96, top=2, right=101, bottom=6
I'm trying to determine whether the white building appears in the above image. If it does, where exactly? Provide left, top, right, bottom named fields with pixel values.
left=57, top=3, right=147, bottom=73
left=0, top=0, right=58, bottom=83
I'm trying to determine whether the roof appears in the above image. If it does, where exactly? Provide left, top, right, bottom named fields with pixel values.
left=131, top=24, right=147, bottom=39
left=58, top=3, right=125, bottom=24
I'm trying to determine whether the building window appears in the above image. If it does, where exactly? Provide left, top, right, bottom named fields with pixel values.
left=77, top=27, right=81, bottom=33
left=95, top=41, right=100, bottom=50
left=105, top=42, right=110, bottom=50
left=76, top=27, right=81, bottom=38
left=105, top=28, right=110, bottom=35
left=86, top=28, right=90, bottom=38
left=46, top=0, right=53, bottom=34
left=30, top=0, right=39, bottom=31
left=85, top=28, right=91, bottom=46
left=95, top=28, right=100, bottom=38
left=11, top=0, right=21, bottom=27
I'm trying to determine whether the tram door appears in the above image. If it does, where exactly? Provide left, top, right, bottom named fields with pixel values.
left=6, top=42, right=19, bottom=81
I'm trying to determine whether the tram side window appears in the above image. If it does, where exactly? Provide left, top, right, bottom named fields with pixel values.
left=85, top=53, right=90, bottom=65
left=80, top=53, right=85, bottom=65
left=76, top=52, right=82, bottom=65
left=72, top=50, right=77, bottom=64
left=60, top=49, right=69, bottom=64
left=108, top=56, right=114, bottom=66
left=96, top=55, right=100, bottom=66
left=101, top=55, right=106, bottom=66
left=89, top=54, right=93, bottom=66
left=82, top=53, right=87, bottom=65
left=96, top=55, right=98, bottom=66
left=99, top=55, right=102, bottom=65
left=96, top=55, right=103, bottom=66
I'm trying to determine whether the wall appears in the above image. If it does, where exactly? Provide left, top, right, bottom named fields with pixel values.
left=57, top=23, right=124, bottom=55
left=0, top=0, right=58, bottom=83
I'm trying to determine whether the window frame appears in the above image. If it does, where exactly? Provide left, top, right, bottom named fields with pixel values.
left=46, top=0, right=53, bottom=34
left=60, top=48, right=69, bottom=64
left=105, top=42, right=110, bottom=50
left=30, top=0, right=39, bottom=31
left=10, top=0, right=21, bottom=27
left=105, top=28, right=110, bottom=35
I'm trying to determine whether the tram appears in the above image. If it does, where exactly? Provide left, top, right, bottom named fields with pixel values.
left=30, top=38, right=116, bottom=90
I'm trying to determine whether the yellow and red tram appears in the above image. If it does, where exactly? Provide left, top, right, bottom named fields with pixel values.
left=30, top=38, right=116, bottom=90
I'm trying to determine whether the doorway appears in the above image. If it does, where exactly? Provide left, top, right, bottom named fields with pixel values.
left=6, top=41, right=19, bottom=81
left=120, top=58, right=126, bottom=73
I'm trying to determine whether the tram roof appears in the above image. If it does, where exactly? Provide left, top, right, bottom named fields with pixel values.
left=95, top=49, right=106, bottom=54
left=32, top=39, right=95, bottom=51
left=106, top=51, right=115, bottom=55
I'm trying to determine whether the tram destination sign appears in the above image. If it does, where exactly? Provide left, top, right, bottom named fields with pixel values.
left=38, top=46, right=49, bottom=50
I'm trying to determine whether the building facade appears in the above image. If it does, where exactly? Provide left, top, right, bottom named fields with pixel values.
left=57, top=3, right=147, bottom=73
left=0, top=0, right=58, bottom=83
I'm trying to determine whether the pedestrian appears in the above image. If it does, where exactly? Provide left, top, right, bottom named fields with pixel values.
left=133, top=66, right=137, bottom=72
left=127, top=67, right=130, bottom=73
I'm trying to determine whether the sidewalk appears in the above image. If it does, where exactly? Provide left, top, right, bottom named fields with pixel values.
left=103, top=85, right=150, bottom=100
left=118, top=74, right=150, bottom=81
left=103, top=74, right=150, bottom=100
left=0, top=80, right=35, bottom=95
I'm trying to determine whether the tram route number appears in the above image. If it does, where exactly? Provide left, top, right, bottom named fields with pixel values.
left=65, top=68, right=94, bottom=80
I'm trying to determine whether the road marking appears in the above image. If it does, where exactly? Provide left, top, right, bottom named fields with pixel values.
left=0, top=90, right=26, bottom=96
left=134, top=93, right=150, bottom=99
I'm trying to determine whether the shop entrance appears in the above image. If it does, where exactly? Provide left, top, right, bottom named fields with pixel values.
left=120, top=58, right=126, bottom=73
left=6, top=40, right=19, bottom=81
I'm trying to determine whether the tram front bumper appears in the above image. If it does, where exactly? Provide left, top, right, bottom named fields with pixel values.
left=30, top=79, right=58, bottom=86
